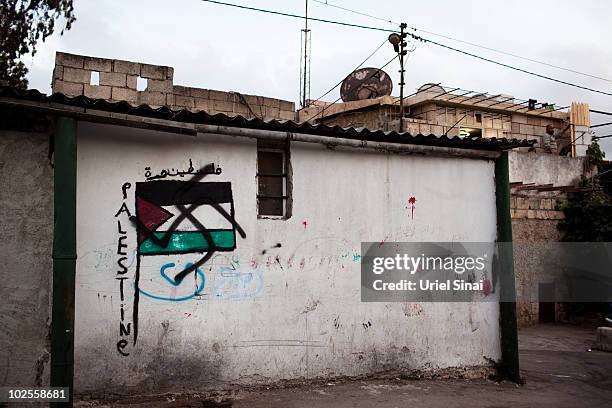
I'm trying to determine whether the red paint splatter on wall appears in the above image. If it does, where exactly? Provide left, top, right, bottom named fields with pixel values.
left=302, top=220, right=308, bottom=229
left=408, top=197, right=417, bottom=219
left=482, top=278, right=492, bottom=296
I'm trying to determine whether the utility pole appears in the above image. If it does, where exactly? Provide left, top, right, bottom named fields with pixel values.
left=388, top=23, right=408, bottom=132
left=398, top=23, right=407, bottom=133
left=300, top=0, right=311, bottom=108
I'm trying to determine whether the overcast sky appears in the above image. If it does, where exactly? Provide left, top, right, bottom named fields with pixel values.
left=25, top=0, right=612, bottom=154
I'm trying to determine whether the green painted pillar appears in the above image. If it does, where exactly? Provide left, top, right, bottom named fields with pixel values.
left=51, top=117, right=77, bottom=406
left=495, top=151, right=521, bottom=383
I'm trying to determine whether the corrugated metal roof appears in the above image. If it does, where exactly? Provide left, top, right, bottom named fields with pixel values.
left=0, top=87, right=536, bottom=150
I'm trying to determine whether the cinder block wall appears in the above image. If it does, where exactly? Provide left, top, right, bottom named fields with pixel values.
left=52, top=52, right=295, bottom=121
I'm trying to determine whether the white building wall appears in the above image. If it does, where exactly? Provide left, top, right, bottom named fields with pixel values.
left=74, top=122, right=501, bottom=394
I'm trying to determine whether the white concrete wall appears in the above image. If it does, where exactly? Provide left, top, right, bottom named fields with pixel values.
left=509, top=150, right=587, bottom=186
left=74, top=122, right=501, bottom=395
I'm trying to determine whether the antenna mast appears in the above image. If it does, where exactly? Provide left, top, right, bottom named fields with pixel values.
left=299, top=0, right=311, bottom=108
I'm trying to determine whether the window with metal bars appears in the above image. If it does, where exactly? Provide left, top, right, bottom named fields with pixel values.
left=257, top=140, right=291, bottom=218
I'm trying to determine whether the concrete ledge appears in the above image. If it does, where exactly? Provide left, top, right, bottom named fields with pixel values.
left=596, top=327, right=612, bottom=352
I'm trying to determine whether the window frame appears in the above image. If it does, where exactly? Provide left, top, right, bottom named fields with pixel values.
left=256, top=140, right=292, bottom=219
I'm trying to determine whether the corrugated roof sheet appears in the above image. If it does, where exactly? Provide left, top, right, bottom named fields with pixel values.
left=0, top=87, right=536, bottom=150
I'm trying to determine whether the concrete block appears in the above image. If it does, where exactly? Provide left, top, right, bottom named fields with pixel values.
left=165, top=94, right=175, bottom=107
left=111, top=87, right=137, bottom=103
left=232, top=104, right=250, bottom=116
left=213, top=100, right=235, bottom=113
left=540, top=199, right=552, bottom=210
left=535, top=210, right=548, bottom=219
left=280, top=100, right=295, bottom=112
left=138, top=91, right=166, bottom=106
left=534, top=126, right=547, bottom=137
left=528, top=200, right=540, bottom=210
left=514, top=209, right=528, bottom=219
left=53, top=66, right=63, bottom=81
left=596, top=327, right=612, bottom=352
left=513, top=114, right=528, bottom=124
left=279, top=110, right=296, bottom=121
left=493, top=119, right=502, bottom=129
left=264, top=106, right=281, bottom=119
left=113, top=60, right=140, bottom=75
left=527, top=210, right=537, bottom=219
left=519, top=124, right=535, bottom=135
left=63, top=67, right=91, bottom=84
left=527, top=116, right=540, bottom=126
left=126, top=75, right=138, bottom=90
left=263, top=97, right=280, bottom=109
left=194, top=98, right=212, bottom=111
left=56, top=52, right=84, bottom=68
left=140, top=63, right=166, bottom=80
left=430, top=125, right=444, bottom=136
left=173, top=86, right=191, bottom=96
left=209, top=90, right=232, bottom=101
left=100, top=72, right=127, bottom=87
left=84, top=84, right=111, bottom=99
left=53, top=80, right=83, bottom=96
left=146, top=79, right=173, bottom=93
left=516, top=197, right=529, bottom=209
left=166, top=66, right=174, bottom=80
left=84, top=57, right=112, bottom=72
left=190, top=88, right=210, bottom=99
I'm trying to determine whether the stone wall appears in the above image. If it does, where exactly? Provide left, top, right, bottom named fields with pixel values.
left=52, top=52, right=295, bottom=121
left=511, top=190, right=567, bottom=326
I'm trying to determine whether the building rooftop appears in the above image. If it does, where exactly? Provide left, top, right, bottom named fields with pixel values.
left=0, top=86, right=535, bottom=151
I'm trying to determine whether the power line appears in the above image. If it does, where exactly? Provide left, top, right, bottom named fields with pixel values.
left=407, top=33, right=612, bottom=97
left=591, top=122, right=612, bottom=128
left=312, top=0, right=612, bottom=85
left=312, top=0, right=396, bottom=26
left=199, top=0, right=393, bottom=32
left=591, top=109, right=612, bottom=116
left=198, top=0, right=612, bottom=97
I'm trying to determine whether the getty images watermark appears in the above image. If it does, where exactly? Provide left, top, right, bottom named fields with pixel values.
left=361, top=242, right=612, bottom=302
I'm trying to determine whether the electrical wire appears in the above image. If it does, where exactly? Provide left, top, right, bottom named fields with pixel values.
left=591, top=109, right=612, bottom=116
left=198, top=0, right=612, bottom=97
left=311, top=0, right=612, bottom=85
left=407, top=33, right=612, bottom=97
left=305, top=54, right=398, bottom=122
left=199, top=0, right=393, bottom=32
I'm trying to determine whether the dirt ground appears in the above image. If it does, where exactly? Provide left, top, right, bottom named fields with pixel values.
left=79, top=324, right=612, bottom=408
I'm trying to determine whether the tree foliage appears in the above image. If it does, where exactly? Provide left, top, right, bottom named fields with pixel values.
left=558, top=142, right=612, bottom=243
left=0, top=0, right=76, bottom=88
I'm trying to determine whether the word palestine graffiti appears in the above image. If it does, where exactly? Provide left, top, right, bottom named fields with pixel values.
left=113, top=162, right=246, bottom=356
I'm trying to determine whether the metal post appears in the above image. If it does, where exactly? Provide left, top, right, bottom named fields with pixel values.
left=301, top=0, right=310, bottom=108
left=495, top=151, right=521, bottom=384
left=399, top=23, right=407, bottom=133
left=51, top=116, right=77, bottom=406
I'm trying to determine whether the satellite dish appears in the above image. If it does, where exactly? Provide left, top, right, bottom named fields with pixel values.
left=340, top=67, right=393, bottom=102
left=417, top=83, right=445, bottom=95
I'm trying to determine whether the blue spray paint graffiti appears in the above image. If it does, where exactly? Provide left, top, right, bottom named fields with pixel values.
left=212, top=266, right=264, bottom=300
left=138, top=262, right=206, bottom=302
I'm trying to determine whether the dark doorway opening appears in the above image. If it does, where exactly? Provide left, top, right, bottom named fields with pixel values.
left=539, top=282, right=556, bottom=323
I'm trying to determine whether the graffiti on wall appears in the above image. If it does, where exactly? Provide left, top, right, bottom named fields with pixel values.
left=113, top=162, right=247, bottom=356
